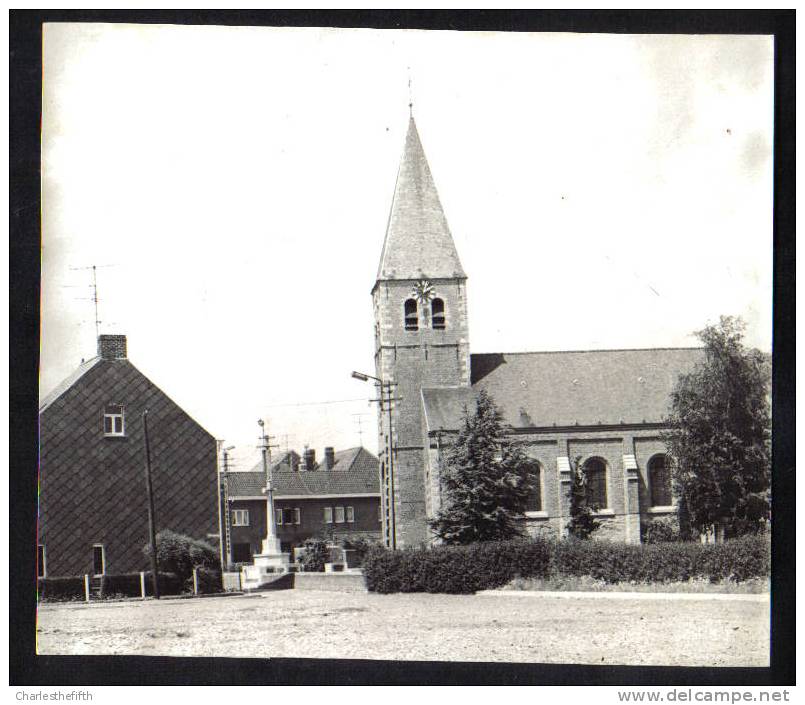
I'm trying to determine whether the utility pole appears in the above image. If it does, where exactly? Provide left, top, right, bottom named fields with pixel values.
left=351, top=371, right=400, bottom=550
left=142, top=410, right=160, bottom=599
left=216, top=441, right=234, bottom=571
left=382, top=381, right=398, bottom=550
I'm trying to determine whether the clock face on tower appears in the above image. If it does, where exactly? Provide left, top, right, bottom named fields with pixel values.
left=411, top=280, right=435, bottom=304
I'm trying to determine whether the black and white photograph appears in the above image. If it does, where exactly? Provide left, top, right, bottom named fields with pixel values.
left=13, top=11, right=794, bottom=688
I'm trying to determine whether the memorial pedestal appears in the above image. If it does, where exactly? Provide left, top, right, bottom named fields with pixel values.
left=241, top=536, right=291, bottom=590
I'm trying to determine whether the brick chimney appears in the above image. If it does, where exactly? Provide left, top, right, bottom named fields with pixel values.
left=98, top=334, right=127, bottom=360
left=324, top=447, right=335, bottom=470
left=303, top=448, right=316, bottom=472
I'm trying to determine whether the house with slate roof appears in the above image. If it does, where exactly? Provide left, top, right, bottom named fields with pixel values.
left=225, top=446, right=381, bottom=563
left=38, top=334, right=219, bottom=578
left=370, top=116, right=703, bottom=548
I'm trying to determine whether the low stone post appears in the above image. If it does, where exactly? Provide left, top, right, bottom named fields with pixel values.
left=140, top=571, right=146, bottom=599
left=84, top=574, right=90, bottom=603
left=193, top=567, right=199, bottom=595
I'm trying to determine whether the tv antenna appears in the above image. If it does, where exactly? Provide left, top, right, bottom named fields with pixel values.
left=352, top=412, right=369, bottom=446
left=67, top=264, right=117, bottom=339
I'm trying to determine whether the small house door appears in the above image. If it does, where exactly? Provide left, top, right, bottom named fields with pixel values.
left=92, top=545, right=105, bottom=576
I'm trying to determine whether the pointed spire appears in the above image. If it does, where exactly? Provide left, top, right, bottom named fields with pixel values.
left=376, top=117, right=466, bottom=282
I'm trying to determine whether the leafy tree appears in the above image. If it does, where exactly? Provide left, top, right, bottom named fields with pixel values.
left=662, top=316, right=771, bottom=539
left=565, top=456, right=600, bottom=540
left=143, top=529, right=219, bottom=581
left=429, top=390, right=533, bottom=544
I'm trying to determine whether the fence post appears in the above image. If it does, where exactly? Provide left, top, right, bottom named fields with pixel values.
left=84, top=574, right=90, bottom=603
left=193, top=567, right=199, bottom=595
left=140, top=571, right=146, bottom=599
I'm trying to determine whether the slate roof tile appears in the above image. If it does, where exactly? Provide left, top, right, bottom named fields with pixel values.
left=422, top=348, right=704, bottom=431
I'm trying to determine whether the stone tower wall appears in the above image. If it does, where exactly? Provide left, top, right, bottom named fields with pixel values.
left=372, top=277, right=470, bottom=548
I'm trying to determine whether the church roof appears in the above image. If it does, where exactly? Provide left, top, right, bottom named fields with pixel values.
left=421, top=347, right=704, bottom=431
left=375, top=116, right=466, bottom=282
left=227, top=447, right=379, bottom=498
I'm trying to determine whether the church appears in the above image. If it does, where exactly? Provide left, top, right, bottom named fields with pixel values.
left=371, top=116, right=703, bottom=549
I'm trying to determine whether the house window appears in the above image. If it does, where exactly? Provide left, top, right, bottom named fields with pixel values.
left=232, top=509, right=249, bottom=526
left=431, top=298, right=445, bottom=329
left=583, top=457, right=608, bottom=509
left=293, top=508, right=301, bottom=525
left=324, top=507, right=333, bottom=524
left=276, top=508, right=284, bottom=525
left=649, top=455, right=673, bottom=507
left=346, top=506, right=355, bottom=523
left=378, top=505, right=382, bottom=522
left=92, top=544, right=106, bottom=576
left=103, top=405, right=125, bottom=436
left=404, top=299, right=418, bottom=331
left=526, top=462, right=542, bottom=512
left=335, top=506, right=345, bottom=523
left=37, top=544, right=46, bottom=578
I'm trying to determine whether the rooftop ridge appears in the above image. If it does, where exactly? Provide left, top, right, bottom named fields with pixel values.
left=472, top=346, right=704, bottom=356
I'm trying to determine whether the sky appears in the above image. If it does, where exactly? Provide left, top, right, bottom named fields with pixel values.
left=41, top=25, right=774, bottom=471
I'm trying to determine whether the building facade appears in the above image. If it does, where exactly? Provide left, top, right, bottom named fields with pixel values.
left=372, top=117, right=702, bottom=548
left=38, top=334, right=219, bottom=577
left=225, top=446, right=381, bottom=563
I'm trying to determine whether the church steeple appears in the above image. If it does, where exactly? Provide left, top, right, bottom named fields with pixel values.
left=375, top=117, right=466, bottom=283
left=371, top=114, right=471, bottom=550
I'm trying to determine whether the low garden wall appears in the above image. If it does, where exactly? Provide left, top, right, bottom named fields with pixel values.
left=362, top=535, right=770, bottom=595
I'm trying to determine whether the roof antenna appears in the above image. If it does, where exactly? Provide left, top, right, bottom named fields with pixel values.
left=408, top=71, right=413, bottom=118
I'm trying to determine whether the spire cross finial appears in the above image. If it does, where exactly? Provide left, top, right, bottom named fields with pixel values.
left=408, top=73, right=413, bottom=117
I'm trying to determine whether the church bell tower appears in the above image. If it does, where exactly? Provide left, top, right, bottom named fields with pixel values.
left=372, top=116, right=470, bottom=548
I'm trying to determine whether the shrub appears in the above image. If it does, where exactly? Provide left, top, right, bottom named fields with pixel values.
left=340, top=535, right=382, bottom=566
left=191, top=566, right=223, bottom=594
left=642, top=517, right=680, bottom=544
left=143, top=530, right=219, bottom=582
left=298, top=537, right=329, bottom=572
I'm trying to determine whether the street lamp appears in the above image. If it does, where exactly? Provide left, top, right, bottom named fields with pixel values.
left=352, top=370, right=397, bottom=550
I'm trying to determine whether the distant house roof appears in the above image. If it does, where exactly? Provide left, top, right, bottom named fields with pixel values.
left=227, top=447, right=380, bottom=498
left=422, top=348, right=704, bottom=432
left=39, top=356, right=103, bottom=413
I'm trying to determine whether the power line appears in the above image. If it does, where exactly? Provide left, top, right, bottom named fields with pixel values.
left=260, top=397, right=369, bottom=408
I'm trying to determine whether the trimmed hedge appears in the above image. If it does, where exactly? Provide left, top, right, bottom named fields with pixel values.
left=37, top=576, right=85, bottom=602
left=36, top=571, right=184, bottom=601
left=364, top=538, right=552, bottom=594
left=362, top=535, right=770, bottom=594
left=102, top=572, right=184, bottom=598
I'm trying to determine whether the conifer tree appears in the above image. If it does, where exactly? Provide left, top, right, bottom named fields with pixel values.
left=565, top=456, right=600, bottom=540
left=429, top=390, right=533, bottom=544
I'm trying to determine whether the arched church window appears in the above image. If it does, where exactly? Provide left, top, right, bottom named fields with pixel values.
left=404, top=299, right=418, bottom=331
left=525, top=461, right=542, bottom=512
left=583, top=457, right=608, bottom=509
left=431, top=298, right=446, bottom=329
left=648, top=454, right=672, bottom=507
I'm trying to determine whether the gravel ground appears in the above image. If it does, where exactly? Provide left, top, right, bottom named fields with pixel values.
left=36, top=590, right=769, bottom=666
